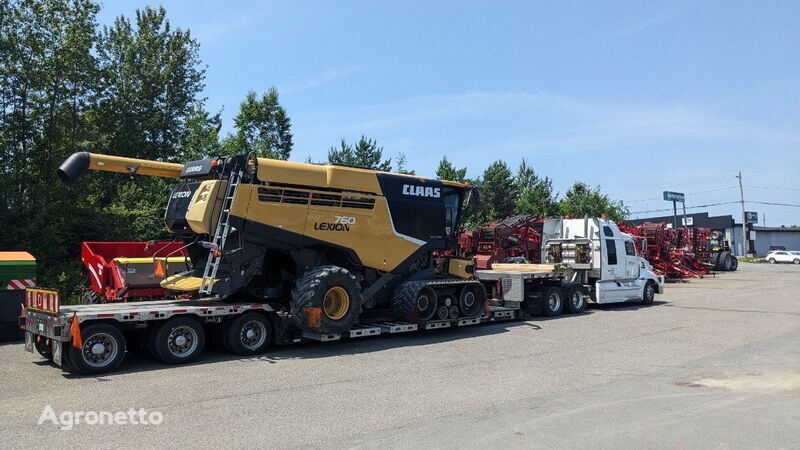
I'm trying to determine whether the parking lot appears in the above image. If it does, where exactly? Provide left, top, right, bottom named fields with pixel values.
left=1, top=262, right=798, bottom=448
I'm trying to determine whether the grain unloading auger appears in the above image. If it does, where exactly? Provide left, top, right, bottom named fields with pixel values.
left=58, top=151, right=485, bottom=334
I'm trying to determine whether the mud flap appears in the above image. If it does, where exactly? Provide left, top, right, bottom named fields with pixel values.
left=24, top=331, right=33, bottom=353
left=52, top=340, right=62, bottom=367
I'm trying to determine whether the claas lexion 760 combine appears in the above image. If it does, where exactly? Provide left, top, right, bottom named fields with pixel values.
left=57, top=151, right=485, bottom=334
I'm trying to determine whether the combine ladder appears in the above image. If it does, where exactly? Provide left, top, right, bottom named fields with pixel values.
left=198, top=168, right=244, bottom=295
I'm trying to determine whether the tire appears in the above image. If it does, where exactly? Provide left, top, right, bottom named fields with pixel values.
left=768, top=258, right=776, bottom=264
left=457, top=284, right=486, bottom=318
left=35, top=337, right=53, bottom=360
left=563, top=284, right=587, bottom=314
left=722, top=252, right=734, bottom=271
left=641, top=281, right=656, bottom=305
left=67, top=323, right=126, bottom=375
left=291, top=265, right=363, bottom=334
left=731, top=257, right=739, bottom=271
left=82, top=290, right=103, bottom=305
left=151, top=317, right=205, bottom=365
left=391, top=281, right=438, bottom=323
left=793, top=259, right=800, bottom=265
left=711, top=252, right=721, bottom=270
left=224, top=313, right=273, bottom=356
left=540, top=286, right=565, bottom=317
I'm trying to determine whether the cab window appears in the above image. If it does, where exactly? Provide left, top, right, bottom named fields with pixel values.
left=603, top=226, right=614, bottom=237
left=625, top=241, right=636, bottom=256
left=606, top=239, right=618, bottom=265
left=443, top=188, right=462, bottom=237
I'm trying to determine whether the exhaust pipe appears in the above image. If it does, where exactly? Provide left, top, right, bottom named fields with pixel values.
left=57, top=152, right=91, bottom=185
left=57, top=152, right=184, bottom=184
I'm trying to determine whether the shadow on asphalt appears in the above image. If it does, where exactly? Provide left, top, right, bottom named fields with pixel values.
left=24, top=301, right=668, bottom=379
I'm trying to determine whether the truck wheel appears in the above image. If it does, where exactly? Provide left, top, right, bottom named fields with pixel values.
left=35, top=338, right=53, bottom=359
left=540, top=286, right=565, bottom=317
left=67, top=323, right=126, bottom=375
left=641, top=281, right=656, bottom=304
left=458, top=284, right=486, bottom=318
left=563, top=284, right=587, bottom=314
left=82, top=290, right=103, bottom=305
left=291, top=265, right=363, bottom=334
left=225, top=313, right=272, bottom=356
left=152, top=317, right=205, bottom=365
left=391, top=281, right=438, bottom=323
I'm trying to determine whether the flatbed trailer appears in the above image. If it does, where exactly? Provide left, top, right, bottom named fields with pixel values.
left=20, top=287, right=523, bottom=375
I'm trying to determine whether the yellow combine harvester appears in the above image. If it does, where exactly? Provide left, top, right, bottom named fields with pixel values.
left=58, top=152, right=484, bottom=334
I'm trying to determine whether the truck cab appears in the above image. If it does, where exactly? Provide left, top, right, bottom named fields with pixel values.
left=542, top=218, right=664, bottom=304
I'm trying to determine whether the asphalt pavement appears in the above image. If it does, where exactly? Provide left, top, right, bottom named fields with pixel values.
left=1, top=262, right=798, bottom=448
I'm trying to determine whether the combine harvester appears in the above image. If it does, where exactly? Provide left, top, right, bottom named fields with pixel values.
left=21, top=152, right=663, bottom=374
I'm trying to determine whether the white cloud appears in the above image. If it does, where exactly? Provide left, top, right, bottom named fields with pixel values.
left=283, top=64, right=368, bottom=93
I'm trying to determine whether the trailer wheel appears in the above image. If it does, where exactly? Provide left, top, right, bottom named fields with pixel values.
left=540, top=286, right=565, bottom=317
left=391, top=281, right=438, bottom=323
left=34, top=337, right=53, bottom=359
left=641, top=281, right=656, bottom=304
left=225, top=313, right=272, bottom=356
left=563, top=284, right=587, bottom=314
left=67, top=323, right=126, bottom=375
left=291, top=265, right=363, bottom=334
left=152, top=317, right=205, bottom=365
left=458, top=284, right=486, bottom=318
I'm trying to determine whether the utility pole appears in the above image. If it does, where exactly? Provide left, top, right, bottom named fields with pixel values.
left=736, top=171, right=747, bottom=256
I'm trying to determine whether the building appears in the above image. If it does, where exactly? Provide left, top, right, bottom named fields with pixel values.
left=626, top=212, right=800, bottom=256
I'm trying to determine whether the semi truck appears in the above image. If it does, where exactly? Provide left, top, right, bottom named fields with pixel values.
left=20, top=152, right=663, bottom=374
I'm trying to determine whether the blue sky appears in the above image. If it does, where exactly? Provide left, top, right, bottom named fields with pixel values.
left=98, top=0, right=800, bottom=225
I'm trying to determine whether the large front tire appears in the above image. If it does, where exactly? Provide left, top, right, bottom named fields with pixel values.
left=291, top=265, right=363, bottom=334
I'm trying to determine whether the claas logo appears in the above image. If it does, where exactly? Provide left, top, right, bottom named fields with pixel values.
left=402, top=184, right=441, bottom=198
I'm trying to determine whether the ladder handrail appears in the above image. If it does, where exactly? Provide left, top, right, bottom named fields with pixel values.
left=198, top=167, right=243, bottom=295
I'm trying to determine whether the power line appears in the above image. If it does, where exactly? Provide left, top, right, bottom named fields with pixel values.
left=630, top=200, right=800, bottom=215
left=624, top=185, right=738, bottom=203
left=630, top=201, right=740, bottom=215
left=746, top=185, right=800, bottom=192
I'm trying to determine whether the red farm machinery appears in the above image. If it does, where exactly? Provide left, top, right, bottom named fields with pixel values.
left=458, top=215, right=543, bottom=269
left=617, top=222, right=737, bottom=279
left=81, top=241, right=190, bottom=304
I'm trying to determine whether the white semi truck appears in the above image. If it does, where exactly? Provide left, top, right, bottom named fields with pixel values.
left=477, top=218, right=665, bottom=317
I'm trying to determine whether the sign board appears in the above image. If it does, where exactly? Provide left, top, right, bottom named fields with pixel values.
left=681, top=217, right=694, bottom=226
left=745, top=211, right=758, bottom=223
left=663, top=191, right=685, bottom=202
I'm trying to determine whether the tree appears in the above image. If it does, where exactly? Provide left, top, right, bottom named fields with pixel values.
left=222, top=88, right=292, bottom=159
left=478, top=160, right=518, bottom=223
left=95, top=6, right=205, bottom=162
left=394, top=152, right=415, bottom=175
left=514, top=159, right=558, bottom=217
left=327, top=135, right=391, bottom=171
left=177, top=106, right=221, bottom=161
left=435, top=156, right=467, bottom=182
left=558, top=182, right=629, bottom=222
